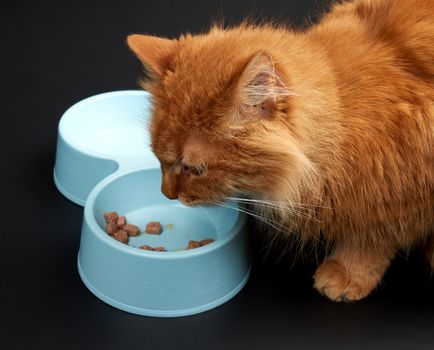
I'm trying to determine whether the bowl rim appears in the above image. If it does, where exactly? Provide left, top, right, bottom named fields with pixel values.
left=84, top=167, right=248, bottom=260
left=58, top=90, right=150, bottom=160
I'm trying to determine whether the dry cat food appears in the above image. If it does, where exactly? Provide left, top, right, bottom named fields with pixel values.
left=139, top=244, right=167, bottom=252
left=104, top=211, right=119, bottom=224
left=187, top=239, right=215, bottom=249
left=199, top=239, right=215, bottom=246
left=103, top=211, right=214, bottom=251
left=123, top=224, right=140, bottom=236
left=112, top=229, right=128, bottom=244
left=117, top=216, right=126, bottom=226
left=153, top=246, right=167, bottom=252
left=105, top=222, right=119, bottom=235
left=145, top=221, right=162, bottom=234
left=187, top=240, right=201, bottom=249
left=103, top=211, right=139, bottom=244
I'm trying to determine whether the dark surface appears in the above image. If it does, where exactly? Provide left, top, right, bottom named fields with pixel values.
left=2, top=1, right=434, bottom=349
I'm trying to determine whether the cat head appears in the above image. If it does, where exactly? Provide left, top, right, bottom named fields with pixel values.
left=127, top=27, right=314, bottom=206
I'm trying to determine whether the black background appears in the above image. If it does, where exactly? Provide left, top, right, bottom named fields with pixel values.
left=2, top=1, right=434, bottom=349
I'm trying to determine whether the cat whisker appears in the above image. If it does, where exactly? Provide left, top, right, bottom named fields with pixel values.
left=221, top=201, right=323, bottom=247
left=219, top=201, right=315, bottom=261
left=228, top=197, right=322, bottom=223
left=253, top=201, right=298, bottom=228
left=217, top=201, right=291, bottom=234
left=225, top=198, right=325, bottom=250
left=228, top=206, right=303, bottom=259
left=232, top=196, right=329, bottom=218
left=251, top=201, right=315, bottom=224
left=232, top=198, right=323, bottom=215
left=227, top=197, right=331, bottom=209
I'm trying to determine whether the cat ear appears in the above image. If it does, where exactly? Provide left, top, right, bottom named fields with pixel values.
left=127, top=34, right=177, bottom=76
left=234, top=51, right=291, bottom=123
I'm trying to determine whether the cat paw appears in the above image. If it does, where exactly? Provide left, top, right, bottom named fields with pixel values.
left=313, top=260, right=368, bottom=302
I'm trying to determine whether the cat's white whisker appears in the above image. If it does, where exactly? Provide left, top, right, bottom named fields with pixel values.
left=227, top=197, right=331, bottom=209
left=225, top=198, right=324, bottom=246
left=228, top=197, right=322, bottom=223
left=220, top=200, right=322, bottom=245
left=217, top=201, right=291, bottom=234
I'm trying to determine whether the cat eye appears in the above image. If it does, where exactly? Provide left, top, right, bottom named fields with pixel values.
left=181, top=164, right=191, bottom=175
left=181, top=163, right=205, bottom=176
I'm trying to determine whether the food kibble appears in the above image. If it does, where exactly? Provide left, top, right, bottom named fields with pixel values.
left=117, top=216, right=127, bottom=226
left=139, top=244, right=167, bottom=252
left=104, top=211, right=119, bottom=224
left=112, top=229, right=128, bottom=244
left=103, top=212, right=214, bottom=252
left=123, top=224, right=140, bottom=237
left=187, top=240, right=201, bottom=249
left=152, top=246, right=167, bottom=252
left=187, top=239, right=215, bottom=250
left=199, top=239, right=215, bottom=246
left=145, top=221, right=162, bottom=235
left=105, top=222, right=119, bottom=235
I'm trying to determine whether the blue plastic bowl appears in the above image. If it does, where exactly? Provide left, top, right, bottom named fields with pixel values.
left=54, top=90, right=159, bottom=205
left=79, top=168, right=250, bottom=317
left=53, top=91, right=251, bottom=317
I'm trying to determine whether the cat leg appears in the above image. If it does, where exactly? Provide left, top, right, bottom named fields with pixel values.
left=313, top=242, right=395, bottom=302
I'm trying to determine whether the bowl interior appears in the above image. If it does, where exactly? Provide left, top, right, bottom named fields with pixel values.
left=60, top=91, right=154, bottom=158
left=92, top=168, right=239, bottom=251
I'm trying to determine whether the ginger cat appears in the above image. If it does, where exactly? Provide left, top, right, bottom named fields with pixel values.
left=127, top=0, right=434, bottom=302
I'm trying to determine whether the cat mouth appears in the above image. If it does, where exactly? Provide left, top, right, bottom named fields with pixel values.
left=177, top=195, right=200, bottom=207
left=178, top=195, right=222, bottom=207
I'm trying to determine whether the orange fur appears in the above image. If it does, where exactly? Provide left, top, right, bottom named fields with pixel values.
left=128, top=0, right=434, bottom=301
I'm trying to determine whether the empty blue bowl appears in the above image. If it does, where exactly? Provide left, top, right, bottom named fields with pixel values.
left=53, top=91, right=251, bottom=317
left=54, top=90, right=159, bottom=205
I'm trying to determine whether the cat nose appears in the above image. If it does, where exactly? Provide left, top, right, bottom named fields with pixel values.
left=162, top=186, right=178, bottom=200
left=161, top=174, right=178, bottom=200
